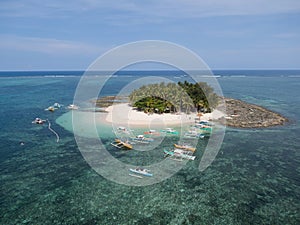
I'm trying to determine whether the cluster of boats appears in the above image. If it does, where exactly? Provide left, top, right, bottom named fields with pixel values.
left=116, top=126, right=179, bottom=136
left=112, top=127, right=179, bottom=150
left=33, top=103, right=79, bottom=124
left=127, top=143, right=198, bottom=179
left=44, top=103, right=79, bottom=112
left=111, top=120, right=213, bottom=151
left=112, top=120, right=215, bottom=178
left=183, top=120, right=213, bottom=139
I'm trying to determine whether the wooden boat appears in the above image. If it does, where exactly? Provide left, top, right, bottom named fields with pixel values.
left=174, top=144, right=196, bottom=152
left=45, top=103, right=62, bottom=112
left=45, top=106, right=55, bottom=112
left=129, top=168, right=153, bottom=177
left=110, top=139, right=133, bottom=150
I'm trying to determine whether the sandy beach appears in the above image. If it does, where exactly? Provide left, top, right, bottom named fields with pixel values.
left=103, top=103, right=225, bottom=127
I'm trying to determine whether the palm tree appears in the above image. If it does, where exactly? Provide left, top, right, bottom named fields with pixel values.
left=128, top=81, right=218, bottom=114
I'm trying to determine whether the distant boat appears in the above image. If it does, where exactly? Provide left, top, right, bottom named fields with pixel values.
left=161, top=128, right=178, bottom=134
left=67, top=104, right=79, bottom=110
left=45, top=102, right=63, bottom=112
left=45, top=106, right=55, bottom=112
left=131, top=135, right=154, bottom=144
left=129, top=168, right=153, bottom=177
left=199, top=126, right=213, bottom=133
left=143, top=129, right=160, bottom=136
left=174, top=144, right=196, bottom=152
left=195, top=120, right=214, bottom=128
left=116, top=126, right=132, bottom=134
left=53, top=103, right=62, bottom=108
left=164, top=149, right=196, bottom=161
left=32, top=117, right=46, bottom=124
left=183, top=130, right=204, bottom=139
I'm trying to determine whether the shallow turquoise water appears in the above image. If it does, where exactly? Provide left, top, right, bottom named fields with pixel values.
left=0, top=74, right=299, bottom=224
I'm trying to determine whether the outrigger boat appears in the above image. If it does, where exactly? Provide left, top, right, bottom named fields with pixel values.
left=196, top=120, right=214, bottom=127
left=32, top=117, right=46, bottom=124
left=116, top=126, right=132, bottom=134
left=161, top=128, right=178, bottom=135
left=184, top=130, right=204, bottom=139
left=129, top=167, right=153, bottom=177
left=164, top=149, right=196, bottom=161
left=143, top=129, right=160, bottom=136
left=174, top=144, right=196, bottom=152
left=195, top=120, right=214, bottom=131
left=45, top=106, right=55, bottom=112
left=131, top=135, right=154, bottom=144
left=199, top=126, right=213, bottom=133
left=45, top=103, right=62, bottom=112
left=110, top=139, right=133, bottom=150
left=67, top=104, right=79, bottom=110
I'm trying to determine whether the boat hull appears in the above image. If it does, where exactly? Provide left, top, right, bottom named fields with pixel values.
left=129, top=168, right=153, bottom=177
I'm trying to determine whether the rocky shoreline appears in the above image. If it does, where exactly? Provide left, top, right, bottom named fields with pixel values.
left=219, top=98, right=288, bottom=128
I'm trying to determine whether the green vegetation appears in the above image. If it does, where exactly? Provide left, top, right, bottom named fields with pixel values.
left=129, top=81, right=218, bottom=114
left=93, top=96, right=129, bottom=108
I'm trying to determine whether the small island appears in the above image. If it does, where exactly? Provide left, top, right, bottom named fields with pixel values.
left=93, top=81, right=288, bottom=128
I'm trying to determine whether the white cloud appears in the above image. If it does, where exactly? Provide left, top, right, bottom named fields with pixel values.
left=273, top=33, right=300, bottom=39
left=0, top=35, right=101, bottom=55
left=1, top=0, right=300, bottom=20
left=162, top=0, right=300, bottom=17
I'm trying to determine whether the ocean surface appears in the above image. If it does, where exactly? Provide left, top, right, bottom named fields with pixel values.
left=0, top=70, right=299, bottom=224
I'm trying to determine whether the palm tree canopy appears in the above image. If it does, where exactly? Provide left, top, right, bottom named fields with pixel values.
left=129, top=81, right=218, bottom=114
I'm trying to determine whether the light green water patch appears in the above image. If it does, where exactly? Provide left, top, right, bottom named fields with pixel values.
left=56, top=111, right=194, bottom=139
left=56, top=111, right=114, bottom=139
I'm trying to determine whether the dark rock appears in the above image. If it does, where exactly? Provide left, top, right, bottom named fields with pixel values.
left=220, top=98, right=288, bottom=128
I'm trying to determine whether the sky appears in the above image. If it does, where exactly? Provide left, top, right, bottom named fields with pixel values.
left=0, top=0, right=300, bottom=70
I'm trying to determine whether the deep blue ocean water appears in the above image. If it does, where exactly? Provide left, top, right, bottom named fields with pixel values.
left=0, top=71, right=299, bottom=224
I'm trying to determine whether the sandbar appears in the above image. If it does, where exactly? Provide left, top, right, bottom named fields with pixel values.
left=102, top=103, right=225, bottom=128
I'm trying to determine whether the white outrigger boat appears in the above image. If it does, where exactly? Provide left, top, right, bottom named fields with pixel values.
left=161, top=128, right=178, bottom=135
left=67, top=104, right=79, bottom=110
left=116, top=126, right=132, bottom=134
left=164, top=149, right=196, bottom=161
left=143, top=129, right=160, bottom=136
left=184, top=130, right=205, bottom=139
left=32, top=117, right=46, bottom=124
left=194, top=120, right=214, bottom=132
left=131, top=135, right=154, bottom=144
left=129, top=167, right=153, bottom=177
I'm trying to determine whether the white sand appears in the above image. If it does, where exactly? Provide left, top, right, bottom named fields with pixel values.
left=103, top=103, right=225, bottom=127
left=200, top=109, right=225, bottom=121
